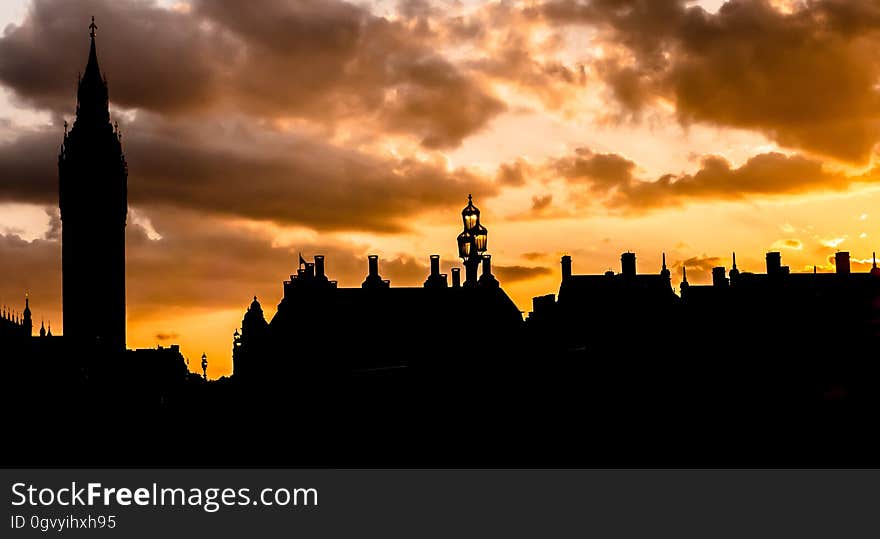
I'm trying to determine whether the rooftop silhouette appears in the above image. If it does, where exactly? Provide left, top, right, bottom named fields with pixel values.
left=1, top=17, right=879, bottom=468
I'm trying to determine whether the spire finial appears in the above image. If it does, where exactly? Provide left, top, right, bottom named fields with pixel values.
left=89, top=16, right=97, bottom=39
left=253, top=295, right=257, bottom=302
left=874, top=252, right=877, bottom=269
left=732, top=252, right=737, bottom=269
left=682, top=266, right=688, bottom=283
left=662, top=252, right=667, bottom=270
left=468, top=193, right=473, bottom=204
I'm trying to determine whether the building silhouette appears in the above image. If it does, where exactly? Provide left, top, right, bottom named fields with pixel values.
left=526, top=252, right=679, bottom=354
left=2, top=21, right=880, bottom=467
left=58, top=17, right=128, bottom=351
left=0, top=295, right=31, bottom=340
left=233, top=196, right=523, bottom=385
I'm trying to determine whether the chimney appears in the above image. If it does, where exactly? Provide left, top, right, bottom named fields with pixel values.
left=368, top=255, right=379, bottom=277
left=430, top=255, right=440, bottom=276
left=482, top=254, right=492, bottom=277
left=314, top=255, right=325, bottom=278
left=835, top=251, right=850, bottom=275
left=451, top=267, right=461, bottom=288
left=621, top=252, right=636, bottom=277
left=766, top=252, right=781, bottom=275
left=561, top=255, right=572, bottom=281
left=305, top=262, right=315, bottom=278
left=712, top=266, right=728, bottom=287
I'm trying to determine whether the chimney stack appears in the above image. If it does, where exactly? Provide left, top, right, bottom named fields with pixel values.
left=621, top=252, right=636, bottom=277
left=430, top=254, right=440, bottom=276
left=451, top=267, right=461, bottom=288
left=482, top=254, right=492, bottom=277
left=835, top=251, right=850, bottom=275
left=368, top=254, right=379, bottom=277
left=561, top=255, right=572, bottom=281
left=314, top=255, right=325, bottom=279
left=712, top=266, right=728, bottom=288
left=766, top=252, right=781, bottom=276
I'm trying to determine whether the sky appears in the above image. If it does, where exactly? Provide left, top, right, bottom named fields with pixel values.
left=1, top=0, right=879, bottom=378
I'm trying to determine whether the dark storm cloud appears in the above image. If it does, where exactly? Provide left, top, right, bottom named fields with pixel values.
left=0, top=0, right=504, bottom=149
left=0, top=117, right=497, bottom=232
left=535, top=0, right=880, bottom=163
left=0, top=0, right=223, bottom=114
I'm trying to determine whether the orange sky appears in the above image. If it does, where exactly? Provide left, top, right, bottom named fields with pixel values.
left=1, top=0, right=879, bottom=378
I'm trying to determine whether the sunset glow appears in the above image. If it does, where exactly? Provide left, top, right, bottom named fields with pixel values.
left=2, top=0, right=879, bottom=377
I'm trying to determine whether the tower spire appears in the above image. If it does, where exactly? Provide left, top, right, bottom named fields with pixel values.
left=76, top=16, right=109, bottom=126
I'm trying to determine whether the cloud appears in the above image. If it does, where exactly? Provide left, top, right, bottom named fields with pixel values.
left=521, top=252, right=548, bottom=261
left=670, top=255, right=723, bottom=283
left=494, top=264, right=552, bottom=283
left=553, top=148, right=637, bottom=190
left=771, top=238, right=803, bottom=250
left=0, top=117, right=498, bottom=232
left=535, top=0, right=880, bottom=163
left=0, top=204, right=537, bottom=338
left=531, top=193, right=553, bottom=211
left=0, top=0, right=504, bottom=148
left=496, top=159, right=531, bottom=187
left=552, top=149, right=874, bottom=211
left=439, top=2, right=587, bottom=108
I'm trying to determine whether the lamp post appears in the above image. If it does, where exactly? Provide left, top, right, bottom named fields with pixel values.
left=201, top=353, right=208, bottom=380
left=457, top=194, right=488, bottom=286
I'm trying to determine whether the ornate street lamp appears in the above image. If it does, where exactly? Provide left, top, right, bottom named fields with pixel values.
left=201, top=353, right=208, bottom=380
left=457, top=194, right=488, bottom=286
left=462, top=194, right=480, bottom=231
left=473, top=222, right=488, bottom=252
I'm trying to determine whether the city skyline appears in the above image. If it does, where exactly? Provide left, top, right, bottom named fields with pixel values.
left=2, top=0, right=880, bottom=377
